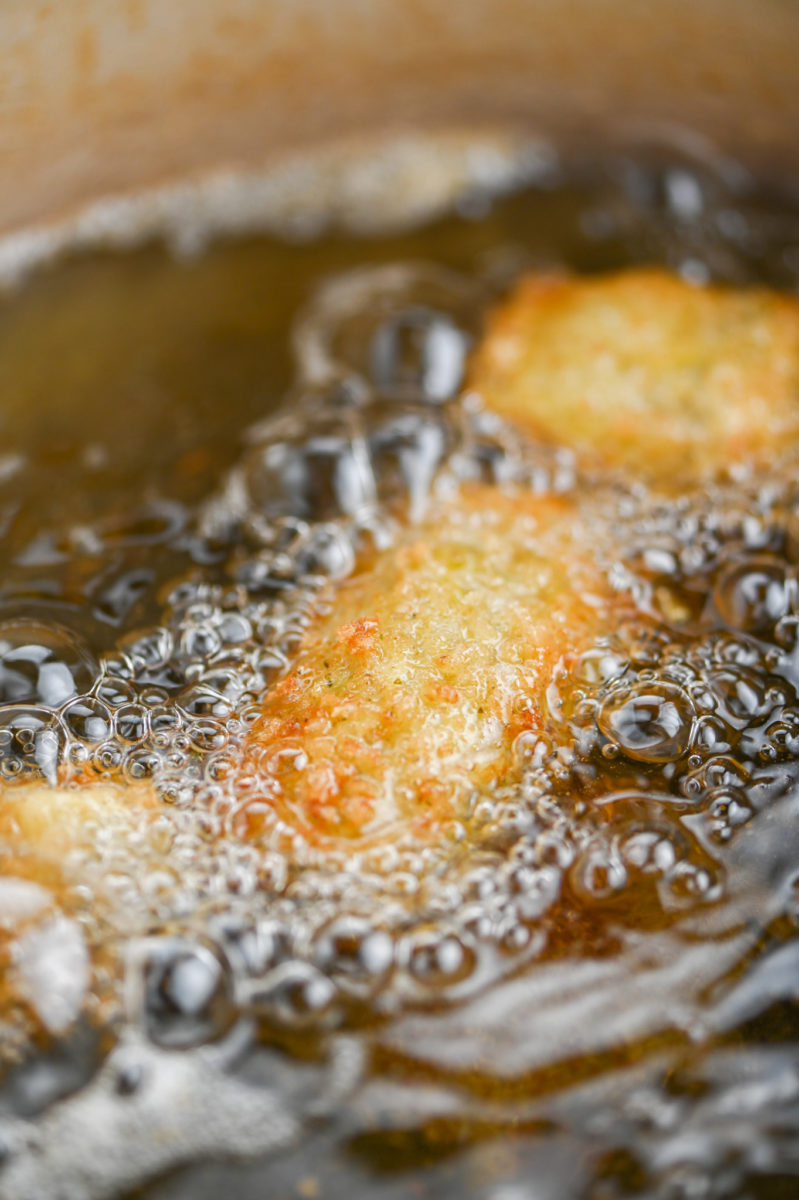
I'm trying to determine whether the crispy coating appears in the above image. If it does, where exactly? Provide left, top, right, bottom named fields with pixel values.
left=0, top=779, right=159, bottom=923
left=243, top=482, right=611, bottom=852
left=468, top=268, right=799, bottom=486
left=0, top=781, right=157, bottom=859
left=0, top=781, right=158, bottom=1040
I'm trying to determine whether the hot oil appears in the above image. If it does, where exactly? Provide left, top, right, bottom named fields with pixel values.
left=0, top=151, right=798, bottom=1199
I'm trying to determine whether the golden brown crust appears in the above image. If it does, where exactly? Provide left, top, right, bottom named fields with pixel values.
left=0, top=780, right=159, bottom=1044
left=243, top=482, right=611, bottom=853
left=0, top=781, right=158, bottom=858
left=468, top=268, right=799, bottom=486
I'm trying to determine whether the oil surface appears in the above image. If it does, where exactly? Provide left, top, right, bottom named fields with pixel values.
left=0, top=148, right=799, bottom=1199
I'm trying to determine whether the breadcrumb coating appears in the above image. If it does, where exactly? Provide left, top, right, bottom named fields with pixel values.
left=468, top=269, right=799, bottom=486
left=243, top=482, right=610, bottom=851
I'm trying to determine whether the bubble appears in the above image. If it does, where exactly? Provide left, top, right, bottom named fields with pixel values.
left=93, top=566, right=157, bottom=626
left=294, top=524, right=356, bottom=581
left=242, top=411, right=376, bottom=523
left=61, top=696, right=112, bottom=745
left=216, top=613, right=253, bottom=645
left=114, top=703, right=149, bottom=745
left=705, top=787, right=754, bottom=843
left=313, top=916, right=394, bottom=999
left=188, top=720, right=228, bottom=754
left=132, top=938, right=236, bottom=1049
left=364, top=400, right=453, bottom=518
left=177, top=685, right=233, bottom=719
left=149, top=706, right=183, bottom=736
left=0, top=705, right=66, bottom=784
left=0, top=620, right=96, bottom=709
left=764, top=708, right=799, bottom=758
left=178, top=623, right=222, bottom=663
left=619, top=827, right=678, bottom=876
left=99, top=498, right=187, bottom=548
left=92, top=740, right=124, bottom=773
left=370, top=307, right=468, bottom=402
left=405, top=931, right=477, bottom=990
left=293, top=262, right=482, bottom=387
left=570, top=842, right=628, bottom=902
left=123, top=747, right=163, bottom=781
left=713, top=558, right=791, bottom=633
left=576, top=648, right=629, bottom=686
left=245, top=961, right=337, bottom=1028
left=117, top=628, right=173, bottom=674
left=211, top=916, right=292, bottom=978
left=691, top=714, right=731, bottom=756
left=598, top=683, right=695, bottom=763
left=94, top=675, right=136, bottom=707
left=509, top=864, right=562, bottom=920
left=709, top=666, right=788, bottom=726
left=658, top=859, right=724, bottom=912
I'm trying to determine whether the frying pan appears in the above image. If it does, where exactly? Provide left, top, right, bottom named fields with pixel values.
left=1, top=3, right=799, bottom=1199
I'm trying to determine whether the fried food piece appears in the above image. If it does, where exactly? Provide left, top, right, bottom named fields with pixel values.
left=0, top=780, right=158, bottom=860
left=243, top=482, right=611, bottom=853
left=0, top=781, right=158, bottom=1041
left=468, top=268, right=799, bottom=487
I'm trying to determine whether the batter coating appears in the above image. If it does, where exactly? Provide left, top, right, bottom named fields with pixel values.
left=468, top=268, right=799, bottom=487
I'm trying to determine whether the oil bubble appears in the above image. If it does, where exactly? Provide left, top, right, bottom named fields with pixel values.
left=709, top=666, right=790, bottom=726
left=114, top=704, right=149, bottom=745
left=364, top=400, right=453, bottom=518
left=598, top=683, right=695, bottom=763
left=292, top=262, right=482, bottom=387
left=94, top=675, right=136, bottom=708
left=0, top=705, right=65, bottom=784
left=245, top=961, right=337, bottom=1028
left=570, top=841, right=628, bottom=902
left=0, top=620, right=96, bottom=709
left=405, top=930, right=477, bottom=990
left=294, top=524, right=356, bottom=580
left=132, top=938, right=235, bottom=1049
left=242, top=411, right=376, bottom=523
left=714, top=557, right=792, bottom=633
left=61, top=697, right=112, bottom=745
left=370, top=307, right=468, bottom=403
left=117, top=628, right=173, bottom=675
left=313, top=916, right=394, bottom=999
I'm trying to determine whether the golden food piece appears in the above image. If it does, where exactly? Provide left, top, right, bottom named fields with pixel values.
left=0, top=780, right=158, bottom=861
left=468, top=268, right=799, bottom=486
left=243, top=482, right=611, bottom=853
left=0, top=781, right=158, bottom=1041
